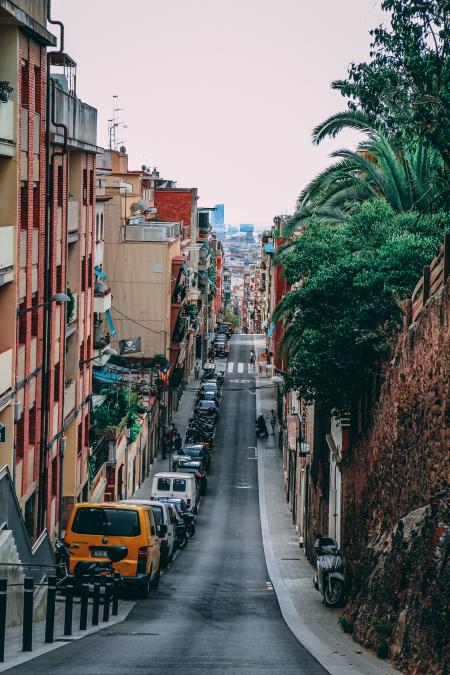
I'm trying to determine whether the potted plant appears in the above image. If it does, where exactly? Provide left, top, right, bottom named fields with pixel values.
left=0, top=81, right=13, bottom=103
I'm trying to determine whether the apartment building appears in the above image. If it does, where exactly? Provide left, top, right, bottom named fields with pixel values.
left=0, top=0, right=55, bottom=540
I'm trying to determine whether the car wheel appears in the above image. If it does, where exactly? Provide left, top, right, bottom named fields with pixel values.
left=137, top=573, right=151, bottom=599
left=150, top=568, right=160, bottom=589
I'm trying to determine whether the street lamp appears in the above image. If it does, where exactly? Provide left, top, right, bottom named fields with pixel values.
left=17, top=292, right=70, bottom=314
left=79, top=346, right=117, bottom=367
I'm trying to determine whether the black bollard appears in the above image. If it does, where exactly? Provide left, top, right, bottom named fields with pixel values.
left=22, top=577, right=34, bottom=652
left=0, top=578, right=7, bottom=662
left=44, top=575, right=57, bottom=644
left=79, top=574, right=89, bottom=630
left=63, top=575, right=74, bottom=636
left=102, top=579, right=111, bottom=623
left=112, top=572, right=120, bottom=616
left=92, top=575, right=100, bottom=626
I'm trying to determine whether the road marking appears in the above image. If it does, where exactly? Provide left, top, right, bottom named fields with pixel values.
left=227, top=362, right=234, bottom=373
left=229, top=378, right=251, bottom=384
left=238, top=362, right=244, bottom=373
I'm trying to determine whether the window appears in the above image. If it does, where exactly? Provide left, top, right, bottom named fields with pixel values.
left=31, top=295, right=39, bottom=337
left=28, top=405, right=36, bottom=445
left=100, top=213, right=104, bottom=239
left=18, top=302, right=27, bottom=344
left=79, top=341, right=85, bottom=371
left=21, top=184, right=28, bottom=229
left=77, top=423, right=83, bottom=456
left=21, top=59, right=29, bottom=109
left=57, top=164, right=64, bottom=207
left=87, top=254, right=93, bottom=288
left=150, top=505, right=163, bottom=525
left=173, top=479, right=187, bottom=492
left=71, top=507, right=141, bottom=536
left=33, top=184, right=40, bottom=228
left=51, top=456, right=58, bottom=496
left=16, top=415, right=25, bottom=459
left=81, top=257, right=87, bottom=292
left=96, top=213, right=99, bottom=241
left=89, top=169, right=94, bottom=205
left=56, top=264, right=63, bottom=293
left=157, top=478, right=170, bottom=491
left=34, top=66, right=41, bottom=113
left=54, top=362, right=61, bottom=401
left=82, top=168, right=87, bottom=205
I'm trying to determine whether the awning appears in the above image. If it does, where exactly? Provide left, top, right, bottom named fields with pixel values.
left=264, top=244, right=275, bottom=254
left=267, top=322, right=275, bottom=337
left=105, top=309, right=117, bottom=336
left=94, top=266, right=107, bottom=280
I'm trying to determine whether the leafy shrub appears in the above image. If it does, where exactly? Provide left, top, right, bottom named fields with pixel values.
left=376, top=641, right=389, bottom=659
left=338, top=616, right=354, bottom=634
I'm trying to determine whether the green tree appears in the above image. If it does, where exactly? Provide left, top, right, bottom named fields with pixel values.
left=284, top=118, right=445, bottom=237
left=332, top=0, right=450, bottom=172
left=274, top=200, right=448, bottom=411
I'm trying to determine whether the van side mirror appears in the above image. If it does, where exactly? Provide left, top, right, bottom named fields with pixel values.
left=156, top=523, right=167, bottom=537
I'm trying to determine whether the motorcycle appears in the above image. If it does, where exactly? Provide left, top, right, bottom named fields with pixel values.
left=313, top=536, right=347, bottom=607
left=255, top=414, right=269, bottom=438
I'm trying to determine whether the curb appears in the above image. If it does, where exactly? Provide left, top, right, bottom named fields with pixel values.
left=0, top=600, right=136, bottom=673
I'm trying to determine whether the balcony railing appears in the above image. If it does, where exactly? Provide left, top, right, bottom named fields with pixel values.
left=172, top=285, right=187, bottom=304
left=125, top=221, right=181, bottom=242
left=0, top=348, right=13, bottom=397
left=88, top=437, right=110, bottom=486
left=67, top=201, right=79, bottom=242
left=0, top=101, right=15, bottom=157
left=93, top=287, right=112, bottom=314
left=0, top=226, right=14, bottom=286
left=172, top=316, right=187, bottom=344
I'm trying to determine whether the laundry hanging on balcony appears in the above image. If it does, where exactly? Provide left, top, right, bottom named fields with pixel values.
left=94, top=265, right=107, bottom=280
left=105, top=308, right=117, bottom=336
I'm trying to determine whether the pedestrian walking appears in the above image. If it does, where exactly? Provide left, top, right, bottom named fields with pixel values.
left=194, top=362, right=201, bottom=380
left=270, top=409, right=276, bottom=435
left=174, top=433, right=182, bottom=454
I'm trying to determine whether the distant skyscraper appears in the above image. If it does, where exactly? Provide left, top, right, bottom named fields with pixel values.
left=211, top=204, right=225, bottom=230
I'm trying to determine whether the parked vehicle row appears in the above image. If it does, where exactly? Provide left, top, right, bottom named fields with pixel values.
left=55, top=360, right=226, bottom=602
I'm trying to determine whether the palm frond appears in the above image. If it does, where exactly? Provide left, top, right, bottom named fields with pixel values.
left=312, top=110, right=374, bottom=146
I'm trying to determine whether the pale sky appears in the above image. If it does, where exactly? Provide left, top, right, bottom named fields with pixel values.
left=52, top=0, right=385, bottom=229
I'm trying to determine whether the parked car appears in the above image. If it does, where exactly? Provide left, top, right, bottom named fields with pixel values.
left=198, top=391, right=220, bottom=405
left=120, top=499, right=175, bottom=568
left=157, top=498, right=196, bottom=538
left=195, top=400, right=219, bottom=418
left=65, top=502, right=160, bottom=598
left=159, top=501, right=189, bottom=549
left=182, top=443, right=211, bottom=470
left=151, top=472, right=198, bottom=512
left=177, top=460, right=208, bottom=495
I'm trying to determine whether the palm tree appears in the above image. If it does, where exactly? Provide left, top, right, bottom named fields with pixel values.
left=284, top=112, right=445, bottom=237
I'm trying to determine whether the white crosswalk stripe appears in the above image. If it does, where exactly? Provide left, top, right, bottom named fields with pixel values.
left=227, top=362, right=234, bottom=373
left=238, top=363, right=244, bottom=373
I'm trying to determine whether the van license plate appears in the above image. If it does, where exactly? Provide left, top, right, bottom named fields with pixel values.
left=91, top=549, right=108, bottom=558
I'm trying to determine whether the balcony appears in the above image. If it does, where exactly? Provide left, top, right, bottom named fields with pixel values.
left=88, top=437, right=109, bottom=487
left=171, top=315, right=188, bottom=344
left=67, top=201, right=79, bottom=243
left=172, top=284, right=186, bottom=305
left=63, top=380, right=77, bottom=419
left=0, top=226, right=14, bottom=286
left=66, top=292, right=78, bottom=337
left=93, top=284, right=112, bottom=314
left=0, top=101, right=15, bottom=157
left=125, top=220, right=181, bottom=242
left=0, top=348, right=13, bottom=397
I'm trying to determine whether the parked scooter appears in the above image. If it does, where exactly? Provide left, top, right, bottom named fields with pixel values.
left=313, top=535, right=347, bottom=607
left=255, top=414, right=269, bottom=438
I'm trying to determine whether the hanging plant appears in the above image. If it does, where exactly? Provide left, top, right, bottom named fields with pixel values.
left=66, top=286, right=75, bottom=324
left=151, top=353, right=169, bottom=371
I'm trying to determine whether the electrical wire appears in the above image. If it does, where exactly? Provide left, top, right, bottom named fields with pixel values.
left=111, top=305, right=167, bottom=336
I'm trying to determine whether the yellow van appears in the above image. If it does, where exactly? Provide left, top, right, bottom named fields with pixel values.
left=65, top=502, right=160, bottom=597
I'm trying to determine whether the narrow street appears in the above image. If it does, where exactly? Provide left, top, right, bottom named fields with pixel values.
left=8, top=335, right=327, bottom=675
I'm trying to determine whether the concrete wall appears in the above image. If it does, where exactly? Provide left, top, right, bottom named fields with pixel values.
left=51, top=88, right=97, bottom=150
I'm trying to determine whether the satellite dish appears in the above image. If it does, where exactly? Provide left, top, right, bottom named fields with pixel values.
left=141, top=164, right=146, bottom=171
left=130, top=198, right=149, bottom=214
left=119, top=145, right=127, bottom=154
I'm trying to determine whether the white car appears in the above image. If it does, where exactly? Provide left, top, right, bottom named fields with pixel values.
left=120, top=499, right=175, bottom=568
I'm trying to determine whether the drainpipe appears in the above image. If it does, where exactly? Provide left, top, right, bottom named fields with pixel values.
left=37, top=2, right=67, bottom=534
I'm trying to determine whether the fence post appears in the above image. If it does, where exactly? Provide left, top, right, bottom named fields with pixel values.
left=44, top=575, right=57, bottom=643
left=22, top=577, right=34, bottom=652
left=112, top=572, right=120, bottom=616
left=0, top=578, right=7, bottom=662
left=102, top=579, right=112, bottom=623
left=92, top=575, right=100, bottom=626
left=422, top=265, right=431, bottom=305
left=63, top=575, right=74, bottom=636
left=79, top=574, right=89, bottom=631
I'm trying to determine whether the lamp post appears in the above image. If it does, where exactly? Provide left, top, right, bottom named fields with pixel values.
left=79, top=347, right=117, bottom=367
left=17, top=292, right=70, bottom=315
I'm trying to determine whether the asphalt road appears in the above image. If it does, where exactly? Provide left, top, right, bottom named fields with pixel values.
left=10, top=335, right=327, bottom=675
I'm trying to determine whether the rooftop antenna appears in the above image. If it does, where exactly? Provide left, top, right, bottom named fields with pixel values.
left=108, top=94, right=126, bottom=150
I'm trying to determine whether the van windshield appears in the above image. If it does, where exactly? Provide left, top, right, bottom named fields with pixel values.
left=72, top=508, right=141, bottom=536
left=173, top=479, right=187, bottom=492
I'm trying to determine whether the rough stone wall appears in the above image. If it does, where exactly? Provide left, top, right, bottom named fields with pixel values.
left=341, top=281, right=450, bottom=674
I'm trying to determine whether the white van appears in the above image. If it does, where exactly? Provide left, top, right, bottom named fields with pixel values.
left=120, top=499, right=175, bottom=568
left=151, top=472, right=198, bottom=512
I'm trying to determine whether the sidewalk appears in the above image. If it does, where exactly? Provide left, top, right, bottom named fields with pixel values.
left=256, top=381, right=402, bottom=675
left=0, top=594, right=134, bottom=672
